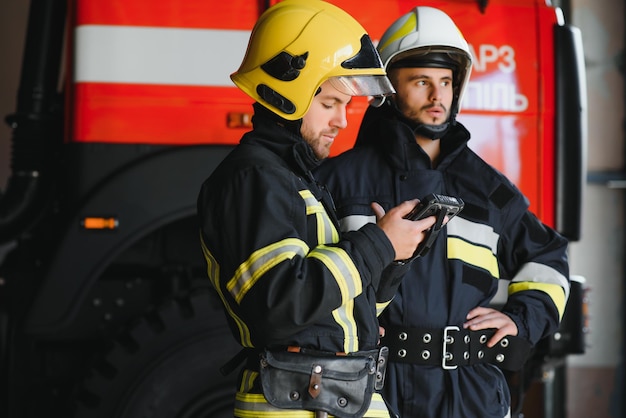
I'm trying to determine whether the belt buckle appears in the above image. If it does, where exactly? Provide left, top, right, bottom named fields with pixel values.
left=442, top=326, right=460, bottom=370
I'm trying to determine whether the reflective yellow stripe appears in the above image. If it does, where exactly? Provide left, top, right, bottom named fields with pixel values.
left=238, top=369, right=258, bottom=393
left=316, top=211, right=340, bottom=243
left=446, top=217, right=500, bottom=278
left=376, top=301, right=391, bottom=316
left=200, top=234, right=220, bottom=290
left=332, top=300, right=358, bottom=353
left=510, top=262, right=570, bottom=319
left=378, top=12, right=417, bottom=54
left=447, top=236, right=500, bottom=279
left=299, top=189, right=320, bottom=215
left=367, top=393, right=394, bottom=417
left=227, top=238, right=309, bottom=303
left=234, top=392, right=390, bottom=417
left=200, top=233, right=252, bottom=347
left=509, top=282, right=568, bottom=319
left=235, top=392, right=313, bottom=417
left=448, top=218, right=569, bottom=318
left=308, top=245, right=362, bottom=302
left=300, top=190, right=362, bottom=352
left=512, top=262, right=570, bottom=298
left=299, top=189, right=339, bottom=244
left=308, top=245, right=361, bottom=353
left=447, top=217, right=499, bottom=251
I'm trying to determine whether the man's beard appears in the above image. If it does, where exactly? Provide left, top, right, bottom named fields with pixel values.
left=402, top=102, right=449, bottom=126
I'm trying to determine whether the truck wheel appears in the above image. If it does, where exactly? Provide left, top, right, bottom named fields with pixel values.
left=73, top=290, right=240, bottom=418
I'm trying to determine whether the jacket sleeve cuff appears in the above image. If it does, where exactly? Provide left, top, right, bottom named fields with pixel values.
left=344, top=223, right=396, bottom=289
left=376, top=262, right=411, bottom=301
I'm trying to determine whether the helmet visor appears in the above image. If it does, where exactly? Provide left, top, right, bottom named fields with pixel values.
left=329, top=75, right=395, bottom=97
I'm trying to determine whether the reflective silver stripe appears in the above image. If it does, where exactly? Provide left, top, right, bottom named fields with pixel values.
left=511, top=262, right=570, bottom=298
left=200, top=233, right=220, bottom=289
left=309, top=245, right=361, bottom=353
left=233, top=390, right=391, bottom=417
left=447, top=218, right=500, bottom=278
left=308, top=245, right=362, bottom=302
left=74, top=25, right=250, bottom=86
left=299, top=190, right=339, bottom=244
left=300, top=191, right=362, bottom=352
left=448, top=236, right=500, bottom=278
left=227, top=238, right=309, bottom=303
left=447, top=217, right=499, bottom=251
left=316, top=211, right=340, bottom=244
left=509, top=262, right=570, bottom=318
left=234, top=392, right=313, bottom=416
left=332, top=301, right=358, bottom=353
left=238, top=369, right=257, bottom=393
left=339, top=214, right=375, bottom=233
left=201, top=235, right=253, bottom=347
left=366, top=393, right=393, bottom=417
left=376, top=301, right=392, bottom=316
left=299, top=189, right=319, bottom=215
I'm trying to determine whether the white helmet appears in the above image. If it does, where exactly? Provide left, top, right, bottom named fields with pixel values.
left=377, top=7, right=472, bottom=136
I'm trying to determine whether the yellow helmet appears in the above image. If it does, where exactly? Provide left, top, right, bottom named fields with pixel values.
left=231, top=0, right=394, bottom=120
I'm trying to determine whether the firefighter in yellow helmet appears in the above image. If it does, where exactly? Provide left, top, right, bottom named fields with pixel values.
left=198, top=1, right=438, bottom=417
left=315, top=6, right=570, bottom=418
left=231, top=0, right=394, bottom=122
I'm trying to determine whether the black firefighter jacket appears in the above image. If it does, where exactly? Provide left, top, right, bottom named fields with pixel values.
left=314, top=103, right=570, bottom=418
left=197, top=105, right=407, bottom=417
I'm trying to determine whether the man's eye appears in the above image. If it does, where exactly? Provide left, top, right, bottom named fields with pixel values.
left=322, top=103, right=333, bottom=109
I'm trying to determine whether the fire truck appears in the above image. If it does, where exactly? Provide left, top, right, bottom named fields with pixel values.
left=0, top=0, right=586, bottom=417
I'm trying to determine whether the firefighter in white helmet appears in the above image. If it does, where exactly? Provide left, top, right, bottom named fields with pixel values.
left=198, top=1, right=437, bottom=417
left=315, top=7, right=570, bottom=418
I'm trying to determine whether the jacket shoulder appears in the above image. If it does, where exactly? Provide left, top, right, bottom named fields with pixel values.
left=451, top=147, right=528, bottom=211
left=315, top=147, right=383, bottom=182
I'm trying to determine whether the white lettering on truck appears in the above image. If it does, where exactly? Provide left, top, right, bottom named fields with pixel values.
left=463, top=43, right=529, bottom=112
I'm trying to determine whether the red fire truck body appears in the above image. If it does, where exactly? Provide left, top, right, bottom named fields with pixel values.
left=0, top=0, right=586, bottom=417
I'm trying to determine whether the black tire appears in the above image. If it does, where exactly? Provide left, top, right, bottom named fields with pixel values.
left=74, top=290, right=240, bottom=418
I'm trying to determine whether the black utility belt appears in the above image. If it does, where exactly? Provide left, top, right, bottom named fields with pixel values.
left=258, top=347, right=389, bottom=418
left=382, top=326, right=532, bottom=371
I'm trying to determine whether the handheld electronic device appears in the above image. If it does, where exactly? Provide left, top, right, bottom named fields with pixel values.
left=399, top=193, right=464, bottom=261
left=404, top=193, right=464, bottom=222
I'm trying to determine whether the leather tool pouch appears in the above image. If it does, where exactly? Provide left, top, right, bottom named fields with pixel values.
left=259, top=347, right=388, bottom=418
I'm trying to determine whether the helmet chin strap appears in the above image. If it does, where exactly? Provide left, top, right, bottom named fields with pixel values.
left=413, top=121, right=452, bottom=140
left=389, top=100, right=454, bottom=140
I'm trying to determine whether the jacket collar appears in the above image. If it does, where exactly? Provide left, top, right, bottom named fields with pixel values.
left=355, top=103, right=471, bottom=171
left=242, top=103, right=321, bottom=176
left=241, top=104, right=340, bottom=229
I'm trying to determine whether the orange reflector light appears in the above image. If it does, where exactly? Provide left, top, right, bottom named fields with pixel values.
left=82, top=217, right=119, bottom=230
left=227, top=112, right=253, bottom=129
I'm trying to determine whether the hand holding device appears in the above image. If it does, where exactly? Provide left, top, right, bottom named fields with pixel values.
left=404, top=193, right=464, bottom=222
left=400, top=193, right=464, bottom=261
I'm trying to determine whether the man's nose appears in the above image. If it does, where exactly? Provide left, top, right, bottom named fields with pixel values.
left=332, top=108, right=348, bottom=129
left=430, top=86, right=443, bottom=101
